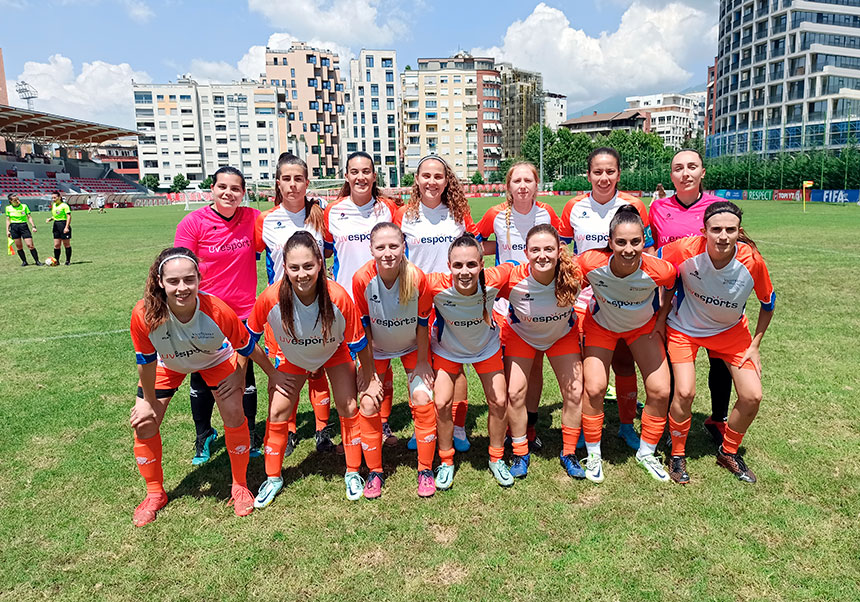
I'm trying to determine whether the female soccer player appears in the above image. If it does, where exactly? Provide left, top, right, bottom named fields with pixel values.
left=324, top=151, right=399, bottom=443
left=175, top=166, right=262, bottom=463
left=248, top=231, right=383, bottom=506
left=129, top=247, right=279, bottom=526
left=578, top=206, right=676, bottom=484
left=659, top=201, right=775, bottom=484
left=46, top=192, right=72, bottom=265
left=559, top=148, right=655, bottom=451
left=394, top=155, right=477, bottom=452
left=477, top=161, right=563, bottom=452
left=502, top=224, right=584, bottom=480
left=353, top=222, right=437, bottom=497
left=5, top=194, right=41, bottom=266
left=427, top=233, right=513, bottom=489
left=650, top=149, right=731, bottom=445
left=255, top=152, right=334, bottom=454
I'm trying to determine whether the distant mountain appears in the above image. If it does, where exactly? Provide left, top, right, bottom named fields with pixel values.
left=568, top=83, right=709, bottom=119
left=680, top=82, right=707, bottom=94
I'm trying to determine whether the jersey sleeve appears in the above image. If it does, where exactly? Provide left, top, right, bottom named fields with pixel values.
left=426, top=272, right=452, bottom=297
left=129, top=300, right=156, bottom=365
left=542, top=202, right=564, bottom=232
left=475, top=204, right=502, bottom=242
left=656, top=237, right=682, bottom=266
left=24, top=204, right=31, bottom=217
left=174, top=213, right=198, bottom=253
left=630, top=198, right=655, bottom=248
left=254, top=210, right=269, bottom=253
left=392, top=204, right=406, bottom=227
left=576, top=249, right=606, bottom=278
left=204, top=294, right=255, bottom=356
left=558, top=199, right=576, bottom=242
left=462, top=208, right=479, bottom=236
left=415, top=267, right=433, bottom=326
left=486, top=262, right=515, bottom=297
left=352, top=261, right=375, bottom=326
left=643, top=254, right=678, bottom=289
left=330, top=281, right=367, bottom=353
left=322, top=202, right=335, bottom=248
left=749, top=249, right=776, bottom=310
left=247, top=284, right=279, bottom=342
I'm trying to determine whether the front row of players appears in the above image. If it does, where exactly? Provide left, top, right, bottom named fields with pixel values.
left=129, top=201, right=774, bottom=525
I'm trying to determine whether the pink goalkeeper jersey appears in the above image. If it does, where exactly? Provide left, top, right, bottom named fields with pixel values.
left=648, top=193, right=721, bottom=249
left=174, top=205, right=260, bottom=320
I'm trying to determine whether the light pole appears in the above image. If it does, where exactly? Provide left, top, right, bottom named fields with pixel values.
left=533, top=90, right=547, bottom=190
left=227, top=94, right=250, bottom=205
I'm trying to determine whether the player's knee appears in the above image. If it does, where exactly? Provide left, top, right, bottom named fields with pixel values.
left=358, top=395, right=378, bottom=415
left=584, top=380, right=607, bottom=404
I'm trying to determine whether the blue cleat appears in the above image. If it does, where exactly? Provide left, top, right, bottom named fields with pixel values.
left=509, top=453, right=530, bottom=478
left=192, top=428, right=218, bottom=465
left=559, top=451, right=586, bottom=479
left=407, top=432, right=417, bottom=451
left=618, top=423, right=640, bottom=451
left=453, top=427, right=471, bottom=452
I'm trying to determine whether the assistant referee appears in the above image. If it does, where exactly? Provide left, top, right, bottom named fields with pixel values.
left=46, top=191, right=73, bottom=265
left=5, top=194, right=42, bottom=266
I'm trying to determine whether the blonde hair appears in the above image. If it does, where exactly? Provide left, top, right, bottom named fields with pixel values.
left=369, top=222, right=419, bottom=305
left=503, top=161, right=540, bottom=246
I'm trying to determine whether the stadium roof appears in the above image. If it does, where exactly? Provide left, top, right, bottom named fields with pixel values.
left=561, top=109, right=648, bottom=127
left=0, top=104, right=138, bottom=146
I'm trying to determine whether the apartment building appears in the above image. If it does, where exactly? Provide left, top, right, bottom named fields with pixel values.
left=626, top=92, right=706, bottom=149
left=498, top=63, right=542, bottom=159
left=544, top=92, right=568, bottom=131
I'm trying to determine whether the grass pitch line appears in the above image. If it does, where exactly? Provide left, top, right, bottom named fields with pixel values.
left=2, top=328, right=128, bottom=345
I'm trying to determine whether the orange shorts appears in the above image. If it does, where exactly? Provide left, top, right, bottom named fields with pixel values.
left=502, top=323, right=580, bottom=359
left=374, top=349, right=421, bottom=375
left=492, top=309, right=505, bottom=331
left=666, top=319, right=755, bottom=370
left=433, top=347, right=504, bottom=375
left=137, top=353, right=238, bottom=398
left=276, top=342, right=353, bottom=375
left=582, top=311, right=658, bottom=351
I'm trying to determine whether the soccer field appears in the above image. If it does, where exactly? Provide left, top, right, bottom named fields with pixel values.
left=1, top=198, right=858, bottom=601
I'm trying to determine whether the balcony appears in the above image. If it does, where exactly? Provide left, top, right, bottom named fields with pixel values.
left=771, top=47, right=785, bottom=57
left=754, top=74, right=766, bottom=84
left=756, top=7, right=768, bottom=17
left=769, top=94, right=783, bottom=103
left=740, top=78, right=751, bottom=88
left=808, top=111, right=826, bottom=121
left=752, top=119, right=764, bottom=128
left=731, top=61, right=740, bottom=71
left=755, top=52, right=767, bottom=63
left=787, top=89, right=804, bottom=100
left=756, top=29, right=768, bottom=40
left=742, top=35, right=752, bottom=46
left=742, top=56, right=752, bottom=66
left=731, top=82, right=739, bottom=91
left=786, top=113, right=803, bottom=124
left=739, top=100, right=750, bottom=109
left=772, top=24, right=786, bottom=34
left=753, top=97, right=765, bottom=106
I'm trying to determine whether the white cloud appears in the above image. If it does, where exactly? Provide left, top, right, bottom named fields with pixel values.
left=188, top=59, right=244, bottom=84
left=6, top=54, right=150, bottom=129
left=123, top=0, right=154, bottom=23
left=472, top=2, right=718, bottom=110
left=247, top=0, right=406, bottom=47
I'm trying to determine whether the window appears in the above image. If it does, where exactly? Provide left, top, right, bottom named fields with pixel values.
left=366, top=70, right=371, bottom=82
left=381, top=58, right=393, bottom=68
left=134, top=91, right=152, bottom=104
left=180, top=94, right=191, bottom=101
left=306, top=54, right=317, bottom=64
left=366, top=56, right=374, bottom=68
left=373, top=140, right=381, bottom=151
left=156, top=94, right=164, bottom=100
left=386, top=71, right=394, bottom=82
left=259, top=160, right=269, bottom=167
left=387, top=114, right=395, bottom=124
left=309, top=101, right=320, bottom=110
left=255, top=107, right=275, bottom=114
left=371, top=84, right=379, bottom=96
left=258, top=148, right=268, bottom=154
left=322, top=80, right=331, bottom=90
left=371, top=99, right=379, bottom=110
left=372, top=113, right=378, bottom=124
left=321, top=57, right=330, bottom=67
left=308, top=78, right=318, bottom=88
left=373, top=126, right=380, bottom=138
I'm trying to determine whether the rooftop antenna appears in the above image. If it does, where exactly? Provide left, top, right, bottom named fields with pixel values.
left=16, top=81, right=38, bottom=110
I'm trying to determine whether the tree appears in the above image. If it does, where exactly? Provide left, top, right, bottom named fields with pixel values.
left=401, top=172, right=415, bottom=187
left=488, top=168, right=504, bottom=183
left=198, top=176, right=213, bottom=190
left=139, top=174, right=160, bottom=191
left=170, top=173, right=190, bottom=193
left=471, top=171, right=484, bottom=184
left=521, top=124, right=558, bottom=179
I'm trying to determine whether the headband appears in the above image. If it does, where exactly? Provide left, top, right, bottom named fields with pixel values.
left=417, top=154, right=450, bottom=170
left=706, top=207, right=742, bottom=220
left=158, top=254, right=198, bottom=275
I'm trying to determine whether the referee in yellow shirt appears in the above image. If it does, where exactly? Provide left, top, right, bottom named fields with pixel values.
left=5, top=194, right=42, bottom=266
left=46, top=191, right=73, bottom=265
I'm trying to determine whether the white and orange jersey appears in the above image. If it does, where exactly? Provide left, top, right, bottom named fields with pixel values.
left=577, top=250, right=677, bottom=332
left=247, top=278, right=367, bottom=372
left=255, top=203, right=326, bottom=285
left=559, top=192, right=654, bottom=255
left=426, top=263, right=514, bottom=363
left=659, top=236, right=775, bottom=338
left=501, top=263, right=577, bottom=351
left=393, top=203, right=478, bottom=274
left=353, top=260, right=433, bottom=360
left=476, top=200, right=563, bottom=265
left=323, top=196, right=398, bottom=297
left=130, top=292, right=255, bottom=374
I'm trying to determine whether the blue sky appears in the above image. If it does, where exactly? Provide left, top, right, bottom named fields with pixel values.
left=1, top=0, right=719, bottom=128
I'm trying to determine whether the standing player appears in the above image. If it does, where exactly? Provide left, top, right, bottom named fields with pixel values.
left=477, top=161, right=563, bottom=452
left=5, top=194, right=42, bottom=266
left=174, top=166, right=262, bottom=463
left=650, top=148, right=731, bottom=445
left=428, top=234, right=514, bottom=489
left=256, top=152, right=334, bottom=454
left=394, top=155, right=477, bottom=453
left=559, top=148, right=655, bottom=451
left=659, top=202, right=775, bottom=484
left=129, top=247, right=278, bottom=526
left=46, top=192, right=72, bottom=265
left=247, top=231, right=383, bottom=506
left=353, top=222, right=437, bottom=497
left=501, top=224, right=584, bottom=479
left=578, top=206, right=676, bottom=484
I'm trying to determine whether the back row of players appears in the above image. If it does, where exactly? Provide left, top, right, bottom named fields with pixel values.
left=128, top=147, right=775, bottom=526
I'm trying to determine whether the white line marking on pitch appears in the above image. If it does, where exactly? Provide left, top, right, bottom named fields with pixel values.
left=1, top=328, right=127, bottom=345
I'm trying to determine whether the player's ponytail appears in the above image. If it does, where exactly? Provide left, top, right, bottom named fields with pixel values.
left=526, top=224, right=581, bottom=307
left=279, top=231, right=335, bottom=340
left=704, top=201, right=759, bottom=252
left=370, top=222, right=418, bottom=305
left=449, top=233, right=491, bottom=326
left=144, top=247, right=200, bottom=332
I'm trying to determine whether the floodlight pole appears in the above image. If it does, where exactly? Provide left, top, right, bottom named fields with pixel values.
left=534, top=90, right=546, bottom=190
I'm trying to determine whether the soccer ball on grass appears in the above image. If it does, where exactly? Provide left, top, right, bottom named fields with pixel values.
left=43, top=257, right=58, bottom=267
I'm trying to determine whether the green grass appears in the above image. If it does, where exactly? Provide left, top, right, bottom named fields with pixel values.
left=1, top=199, right=859, bottom=601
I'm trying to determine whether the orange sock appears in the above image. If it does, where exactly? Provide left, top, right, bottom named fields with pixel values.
left=489, top=445, right=505, bottom=462
left=511, top=435, right=529, bottom=457
left=134, top=433, right=164, bottom=494
left=339, top=413, right=362, bottom=472
left=412, top=402, right=436, bottom=471
left=453, top=399, right=468, bottom=429
left=287, top=402, right=298, bottom=434
left=223, top=419, right=250, bottom=487
left=359, top=412, right=383, bottom=472
left=722, top=426, right=746, bottom=455
left=640, top=412, right=667, bottom=454
left=439, top=446, right=455, bottom=466
left=381, top=366, right=394, bottom=422
left=581, top=413, right=604, bottom=443
left=561, top=424, right=581, bottom=457
left=308, top=373, right=331, bottom=430
left=668, top=416, right=692, bottom=456
left=616, top=373, right=638, bottom=424
left=263, top=420, right=289, bottom=478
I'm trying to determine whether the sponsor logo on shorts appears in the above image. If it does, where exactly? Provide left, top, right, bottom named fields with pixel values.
left=500, top=242, right=526, bottom=251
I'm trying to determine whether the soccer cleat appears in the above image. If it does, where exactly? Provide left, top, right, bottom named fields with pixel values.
left=192, top=428, right=218, bottom=465
left=132, top=492, right=168, bottom=527
left=249, top=430, right=262, bottom=459
left=617, top=423, right=641, bottom=451
left=704, top=417, right=727, bottom=447
left=528, top=435, right=543, bottom=452
left=254, top=476, right=284, bottom=509
left=668, top=455, right=690, bottom=485
left=344, top=471, right=366, bottom=501
left=716, top=447, right=757, bottom=483
left=604, top=384, right=617, bottom=402
left=283, top=431, right=299, bottom=458
left=381, top=422, right=398, bottom=447
left=583, top=453, right=605, bottom=483
left=417, top=469, right=436, bottom=497
left=509, top=453, right=530, bottom=479
left=636, top=451, right=671, bottom=483
left=453, top=426, right=471, bottom=452
left=64, top=261, right=70, bottom=266
left=230, top=484, right=255, bottom=517
left=559, top=452, right=586, bottom=479
left=488, top=459, right=514, bottom=487
left=314, top=426, right=335, bottom=453
left=434, top=463, right=455, bottom=490
left=406, top=432, right=417, bottom=451
left=364, top=471, right=385, bottom=499
left=20, top=262, right=28, bottom=267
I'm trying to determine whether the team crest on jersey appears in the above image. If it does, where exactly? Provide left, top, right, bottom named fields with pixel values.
left=581, top=210, right=588, bottom=218
left=523, top=292, right=533, bottom=301
left=370, top=293, right=381, bottom=303
left=594, top=280, right=608, bottom=288
left=275, top=221, right=285, bottom=228
left=339, top=212, right=348, bottom=219
left=161, top=330, right=171, bottom=340
left=443, top=299, right=456, bottom=307
left=689, top=270, right=702, bottom=280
